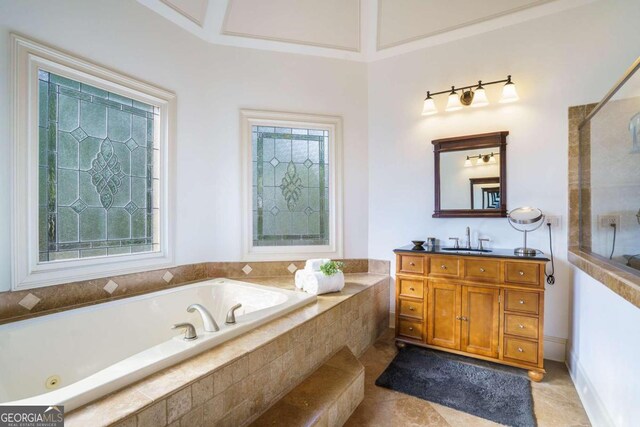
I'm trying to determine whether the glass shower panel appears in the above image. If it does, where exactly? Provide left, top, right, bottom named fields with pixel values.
left=580, top=68, right=640, bottom=273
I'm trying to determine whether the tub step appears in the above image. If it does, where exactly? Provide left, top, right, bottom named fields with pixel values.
left=250, top=346, right=364, bottom=427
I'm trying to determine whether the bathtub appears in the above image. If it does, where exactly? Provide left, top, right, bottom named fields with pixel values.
left=0, top=278, right=316, bottom=411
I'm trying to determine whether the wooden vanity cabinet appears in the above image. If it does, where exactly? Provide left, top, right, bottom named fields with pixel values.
left=395, top=252, right=547, bottom=381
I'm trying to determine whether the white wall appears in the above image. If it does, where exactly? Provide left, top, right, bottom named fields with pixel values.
left=0, top=0, right=369, bottom=292
left=568, top=270, right=640, bottom=427
left=367, top=0, right=640, bottom=423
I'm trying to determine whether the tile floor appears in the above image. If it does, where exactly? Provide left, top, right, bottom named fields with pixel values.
left=345, top=329, right=591, bottom=427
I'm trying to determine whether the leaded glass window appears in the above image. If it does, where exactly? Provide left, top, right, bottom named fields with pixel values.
left=38, top=71, right=159, bottom=262
left=252, top=126, right=330, bottom=247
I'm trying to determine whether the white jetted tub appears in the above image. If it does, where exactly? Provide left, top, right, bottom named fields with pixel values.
left=0, top=278, right=316, bottom=411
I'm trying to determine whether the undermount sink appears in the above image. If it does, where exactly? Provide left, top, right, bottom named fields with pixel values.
left=440, top=247, right=492, bottom=253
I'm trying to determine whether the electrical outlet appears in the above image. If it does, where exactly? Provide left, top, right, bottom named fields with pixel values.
left=598, top=215, right=621, bottom=228
left=546, top=216, right=561, bottom=228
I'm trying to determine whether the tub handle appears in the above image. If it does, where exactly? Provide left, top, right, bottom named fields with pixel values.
left=173, top=322, right=198, bottom=341
left=226, top=303, right=243, bottom=325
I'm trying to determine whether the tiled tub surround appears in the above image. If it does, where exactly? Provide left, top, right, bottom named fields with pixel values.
left=63, top=273, right=390, bottom=426
left=0, top=259, right=384, bottom=325
left=568, top=105, right=640, bottom=309
left=0, top=279, right=316, bottom=411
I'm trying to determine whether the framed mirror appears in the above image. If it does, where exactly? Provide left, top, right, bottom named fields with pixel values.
left=433, top=131, right=508, bottom=218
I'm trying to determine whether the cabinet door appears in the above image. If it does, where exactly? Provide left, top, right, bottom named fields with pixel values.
left=461, top=286, right=499, bottom=358
left=427, top=282, right=461, bottom=350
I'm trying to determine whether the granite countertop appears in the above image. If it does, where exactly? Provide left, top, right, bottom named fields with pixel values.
left=394, top=245, right=550, bottom=262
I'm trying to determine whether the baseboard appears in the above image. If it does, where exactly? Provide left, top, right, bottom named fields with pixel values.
left=543, top=335, right=566, bottom=362
left=388, top=311, right=566, bottom=361
left=567, top=350, right=614, bottom=427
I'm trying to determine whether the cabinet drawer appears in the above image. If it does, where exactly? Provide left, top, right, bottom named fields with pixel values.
left=504, top=336, right=539, bottom=365
left=398, top=319, right=423, bottom=341
left=505, top=262, right=540, bottom=286
left=504, top=314, right=539, bottom=339
left=399, top=255, right=425, bottom=275
left=505, top=290, right=540, bottom=315
left=464, top=259, right=500, bottom=282
left=429, top=257, right=459, bottom=277
left=398, top=298, right=424, bottom=320
left=398, top=278, right=424, bottom=299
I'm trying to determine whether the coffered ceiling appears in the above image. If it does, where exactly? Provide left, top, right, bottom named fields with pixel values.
left=139, top=0, right=594, bottom=61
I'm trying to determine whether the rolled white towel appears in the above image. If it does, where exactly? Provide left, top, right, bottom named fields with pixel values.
left=305, top=258, right=331, bottom=272
left=301, top=271, right=344, bottom=295
left=294, top=269, right=307, bottom=289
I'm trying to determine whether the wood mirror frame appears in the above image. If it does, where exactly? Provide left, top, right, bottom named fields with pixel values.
left=433, top=131, right=508, bottom=218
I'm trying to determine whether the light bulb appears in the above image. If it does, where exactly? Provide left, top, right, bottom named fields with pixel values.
left=500, top=76, right=519, bottom=103
left=476, top=156, right=484, bottom=166
left=422, top=93, right=438, bottom=115
left=445, top=87, right=463, bottom=112
left=471, top=81, right=489, bottom=107
left=464, top=157, right=472, bottom=167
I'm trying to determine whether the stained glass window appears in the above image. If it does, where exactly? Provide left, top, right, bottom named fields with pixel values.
left=38, top=70, right=159, bottom=262
left=252, top=126, right=330, bottom=246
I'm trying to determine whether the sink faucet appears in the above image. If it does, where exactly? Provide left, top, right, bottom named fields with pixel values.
left=465, top=226, right=471, bottom=249
left=187, top=304, right=219, bottom=332
left=225, top=303, right=243, bottom=324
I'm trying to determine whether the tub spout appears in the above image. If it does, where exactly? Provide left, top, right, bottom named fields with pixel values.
left=187, top=304, right=219, bottom=332
left=225, top=304, right=242, bottom=324
left=172, top=322, right=197, bottom=341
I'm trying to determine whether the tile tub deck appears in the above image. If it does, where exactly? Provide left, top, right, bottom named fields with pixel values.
left=65, top=273, right=390, bottom=426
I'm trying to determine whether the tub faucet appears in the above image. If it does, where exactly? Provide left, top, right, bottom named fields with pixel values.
left=225, top=304, right=242, bottom=324
left=187, top=304, right=219, bottom=332
left=173, top=322, right=197, bottom=341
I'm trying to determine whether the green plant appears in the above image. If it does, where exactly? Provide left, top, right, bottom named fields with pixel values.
left=320, top=260, right=344, bottom=276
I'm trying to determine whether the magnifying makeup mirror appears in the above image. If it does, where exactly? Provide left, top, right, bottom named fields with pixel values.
left=507, top=207, right=545, bottom=256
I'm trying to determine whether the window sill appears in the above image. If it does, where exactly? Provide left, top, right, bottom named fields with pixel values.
left=568, top=246, right=640, bottom=309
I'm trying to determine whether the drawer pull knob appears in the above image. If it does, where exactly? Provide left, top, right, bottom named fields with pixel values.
left=518, top=347, right=524, bottom=352
left=456, top=316, right=461, bottom=320
left=409, top=287, right=415, bottom=291
left=409, top=262, right=415, bottom=266
left=519, top=271, right=525, bottom=276
left=409, top=306, right=415, bottom=311
left=519, top=299, right=525, bottom=304
left=459, top=316, right=468, bottom=321
left=408, top=327, right=414, bottom=331
left=518, top=324, right=525, bottom=329
left=480, top=268, right=486, bottom=273
left=441, top=265, right=447, bottom=270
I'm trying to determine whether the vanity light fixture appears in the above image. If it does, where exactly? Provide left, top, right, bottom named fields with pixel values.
left=499, top=75, right=520, bottom=103
left=421, top=76, right=518, bottom=115
left=422, top=92, right=438, bottom=115
left=464, top=152, right=498, bottom=167
left=445, top=87, right=463, bottom=112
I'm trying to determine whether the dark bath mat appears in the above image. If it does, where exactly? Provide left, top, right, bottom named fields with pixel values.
left=375, top=345, right=536, bottom=427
